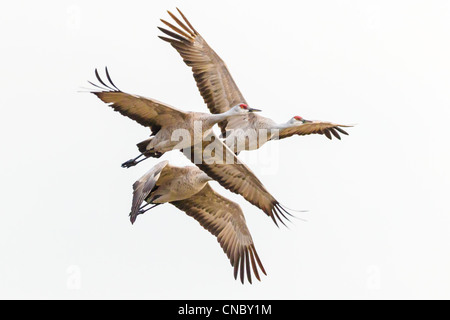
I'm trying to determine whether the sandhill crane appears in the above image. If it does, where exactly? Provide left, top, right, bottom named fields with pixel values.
left=158, top=9, right=352, bottom=154
left=89, top=68, right=260, bottom=167
left=89, top=69, right=293, bottom=226
left=130, top=160, right=266, bottom=284
left=223, top=116, right=352, bottom=154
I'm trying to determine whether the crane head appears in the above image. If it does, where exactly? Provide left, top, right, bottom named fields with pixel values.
left=291, top=116, right=307, bottom=124
left=229, top=104, right=262, bottom=115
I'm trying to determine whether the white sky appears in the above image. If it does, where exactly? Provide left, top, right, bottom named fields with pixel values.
left=1, top=0, right=449, bottom=299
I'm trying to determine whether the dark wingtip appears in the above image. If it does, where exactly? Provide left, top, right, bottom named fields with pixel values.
left=279, top=204, right=296, bottom=218
left=105, top=66, right=120, bottom=91
left=279, top=204, right=308, bottom=222
left=270, top=203, right=295, bottom=228
left=250, top=244, right=266, bottom=277
left=87, top=81, right=108, bottom=92
left=158, top=26, right=188, bottom=42
left=92, top=67, right=117, bottom=91
left=329, top=128, right=341, bottom=140
left=129, top=212, right=136, bottom=225
left=274, top=207, right=289, bottom=228
left=335, top=127, right=349, bottom=135
left=270, top=214, right=280, bottom=228
left=175, top=7, right=198, bottom=35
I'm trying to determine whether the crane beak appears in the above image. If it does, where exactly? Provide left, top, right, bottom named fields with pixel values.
left=248, top=108, right=261, bottom=113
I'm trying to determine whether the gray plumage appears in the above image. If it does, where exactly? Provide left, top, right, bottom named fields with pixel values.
left=130, top=161, right=266, bottom=284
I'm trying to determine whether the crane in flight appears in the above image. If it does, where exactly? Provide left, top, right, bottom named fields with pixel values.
left=158, top=9, right=352, bottom=154
left=89, top=68, right=260, bottom=166
left=130, top=160, right=266, bottom=284
left=89, top=69, right=293, bottom=227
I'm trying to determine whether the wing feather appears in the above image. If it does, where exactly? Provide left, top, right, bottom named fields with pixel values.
left=130, top=161, right=169, bottom=223
left=182, top=133, right=293, bottom=227
left=171, top=184, right=266, bottom=284
left=158, top=9, right=247, bottom=135
left=89, top=68, right=187, bottom=133
left=278, top=121, right=352, bottom=140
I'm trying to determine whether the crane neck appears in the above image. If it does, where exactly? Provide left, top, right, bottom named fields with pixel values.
left=273, top=121, right=292, bottom=130
left=198, top=172, right=213, bottom=183
left=205, top=109, right=237, bottom=127
left=208, top=112, right=229, bottom=123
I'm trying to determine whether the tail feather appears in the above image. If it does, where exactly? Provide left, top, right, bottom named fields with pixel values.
left=136, top=137, right=164, bottom=158
left=137, top=137, right=153, bottom=154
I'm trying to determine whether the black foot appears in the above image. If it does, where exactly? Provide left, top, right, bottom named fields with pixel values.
left=153, top=152, right=163, bottom=159
left=121, top=159, right=137, bottom=168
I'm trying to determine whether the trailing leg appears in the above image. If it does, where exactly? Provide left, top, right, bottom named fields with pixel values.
left=121, top=153, right=146, bottom=168
left=129, top=203, right=162, bottom=224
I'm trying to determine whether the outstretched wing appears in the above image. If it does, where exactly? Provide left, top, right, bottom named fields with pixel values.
left=89, top=68, right=187, bottom=134
left=171, top=184, right=266, bottom=284
left=278, top=121, right=352, bottom=140
left=182, top=133, right=293, bottom=227
left=158, top=9, right=247, bottom=135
